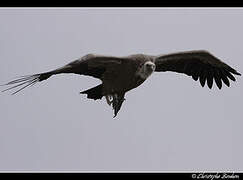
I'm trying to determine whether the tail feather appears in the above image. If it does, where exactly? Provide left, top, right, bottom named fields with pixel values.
left=112, top=93, right=125, bottom=118
left=1, top=72, right=52, bottom=95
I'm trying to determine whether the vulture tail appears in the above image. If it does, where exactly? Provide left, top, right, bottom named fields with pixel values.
left=112, top=93, right=125, bottom=118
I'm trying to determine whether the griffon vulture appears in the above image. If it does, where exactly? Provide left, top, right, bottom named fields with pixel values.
left=1, top=50, right=241, bottom=117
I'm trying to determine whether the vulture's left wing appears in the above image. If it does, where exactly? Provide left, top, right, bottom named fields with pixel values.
left=154, top=50, right=241, bottom=89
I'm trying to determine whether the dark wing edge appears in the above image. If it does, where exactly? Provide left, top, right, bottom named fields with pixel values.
left=1, top=54, right=127, bottom=95
left=154, top=50, right=241, bottom=89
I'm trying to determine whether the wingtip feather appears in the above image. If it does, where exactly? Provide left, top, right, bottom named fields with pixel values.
left=1, top=75, right=40, bottom=94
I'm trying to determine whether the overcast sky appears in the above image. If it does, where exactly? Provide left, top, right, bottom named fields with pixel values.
left=0, top=8, right=242, bottom=172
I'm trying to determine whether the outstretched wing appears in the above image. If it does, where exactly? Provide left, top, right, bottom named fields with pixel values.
left=154, top=50, right=241, bottom=89
left=1, top=54, right=127, bottom=94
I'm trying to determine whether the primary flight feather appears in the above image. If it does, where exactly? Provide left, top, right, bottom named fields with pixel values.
left=1, top=50, right=241, bottom=117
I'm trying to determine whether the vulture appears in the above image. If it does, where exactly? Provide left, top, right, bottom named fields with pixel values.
left=1, top=50, right=241, bottom=117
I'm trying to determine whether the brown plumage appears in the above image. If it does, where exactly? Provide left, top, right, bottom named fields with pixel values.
left=1, top=50, right=241, bottom=117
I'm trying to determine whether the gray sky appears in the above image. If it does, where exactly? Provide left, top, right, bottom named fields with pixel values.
left=0, top=8, right=242, bottom=172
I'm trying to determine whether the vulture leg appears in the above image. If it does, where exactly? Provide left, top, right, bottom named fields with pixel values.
left=105, top=95, right=113, bottom=106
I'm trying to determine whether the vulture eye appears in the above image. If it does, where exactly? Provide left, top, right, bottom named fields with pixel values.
left=145, top=63, right=151, bottom=68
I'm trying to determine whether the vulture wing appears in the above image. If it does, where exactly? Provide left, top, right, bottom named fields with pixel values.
left=1, top=54, right=127, bottom=94
left=154, top=50, right=241, bottom=89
